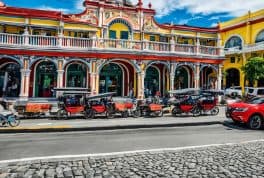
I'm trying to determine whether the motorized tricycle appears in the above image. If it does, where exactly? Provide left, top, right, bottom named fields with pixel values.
left=85, top=92, right=116, bottom=119
left=112, top=97, right=141, bottom=118
left=197, top=90, right=224, bottom=115
left=139, top=97, right=163, bottom=117
left=170, top=89, right=201, bottom=117
left=56, top=90, right=91, bottom=119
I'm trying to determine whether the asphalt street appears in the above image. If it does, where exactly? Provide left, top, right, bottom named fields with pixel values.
left=0, top=123, right=263, bottom=161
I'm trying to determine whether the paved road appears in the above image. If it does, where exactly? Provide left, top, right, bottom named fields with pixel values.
left=1, top=141, right=263, bottom=178
left=0, top=124, right=263, bottom=161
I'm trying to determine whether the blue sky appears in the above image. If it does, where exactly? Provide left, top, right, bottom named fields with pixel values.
left=3, top=0, right=264, bottom=27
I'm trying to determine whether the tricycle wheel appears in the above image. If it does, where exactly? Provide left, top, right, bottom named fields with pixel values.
left=85, top=109, right=94, bottom=119
left=121, top=111, right=128, bottom=118
left=8, top=115, right=20, bottom=127
left=158, top=111, right=163, bottom=117
left=192, top=107, right=201, bottom=117
left=106, top=111, right=114, bottom=119
left=57, top=109, right=67, bottom=119
left=133, top=110, right=141, bottom=118
left=172, top=107, right=181, bottom=117
left=210, top=107, right=219, bottom=116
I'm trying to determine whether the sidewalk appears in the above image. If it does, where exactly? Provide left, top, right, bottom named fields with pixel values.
left=0, top=109, right=228, bottom=133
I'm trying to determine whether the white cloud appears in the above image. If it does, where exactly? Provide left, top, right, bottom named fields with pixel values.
left=75, top=0, right=84, bottom=11
left=176, top=16, right=203, bottom=25
left=37, top=5, right=70, bottom=13
left=210, top=22, right=218, bottom=27
left=131, top=0, right=264, bottom=18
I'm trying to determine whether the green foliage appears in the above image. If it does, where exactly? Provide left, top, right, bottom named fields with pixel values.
left=242, top=57, right=264, bottom=83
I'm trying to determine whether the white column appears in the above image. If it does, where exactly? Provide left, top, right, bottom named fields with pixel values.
left=218, top=65, right=223, bottom=90
left=170, top=72, right=175, bottom=91
left=19, top=69, right=31, bottom=99
left=196, top=34, right=200, bottom=55
left=195, top=64, right=200, bottom=89
left=23, top=27, right=29, bottom=45
left=57, top=70, right=64, bottom=88
left=170, top=36, right=175, bottom=52
left=137, top=71, right=145, bottom=99
left=90, top=72, right=97, bottom=95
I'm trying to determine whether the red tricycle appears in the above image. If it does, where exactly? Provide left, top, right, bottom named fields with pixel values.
left=170, top=89, right=201, bottom=117
left=85, top=92, right=116, bottom=119
left=56, top=90, right=91, bottom=119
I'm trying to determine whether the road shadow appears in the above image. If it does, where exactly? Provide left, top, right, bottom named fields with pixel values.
left=222, top=120, right=264, bottom=131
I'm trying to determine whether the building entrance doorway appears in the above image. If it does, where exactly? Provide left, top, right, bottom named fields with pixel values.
left=226, top=68, right=240, bottom=88
left=35, top=61, right=57, bottom=97
left=0, top=63, right=20, bottom=97
left=67, top=63, right=87, bottom=88
left=145, top=66, right=159, bottom=97
left=99, top=63, right=123, bottom=96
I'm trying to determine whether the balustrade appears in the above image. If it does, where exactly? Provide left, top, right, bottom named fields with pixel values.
left=0, top=33, right=24, bottom=45
left=0, top=33, right=223, bottom=57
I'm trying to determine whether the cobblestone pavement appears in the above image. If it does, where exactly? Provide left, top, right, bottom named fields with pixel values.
left=0, top=141, right=263, bottom=178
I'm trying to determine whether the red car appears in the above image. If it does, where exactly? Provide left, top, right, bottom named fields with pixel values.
left=226, top=97, right=264, bottom=130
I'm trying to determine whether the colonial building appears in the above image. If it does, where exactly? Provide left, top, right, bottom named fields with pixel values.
left=0, top=0, right=224, bottom=100
left=220, top=9, right=264, bottom=89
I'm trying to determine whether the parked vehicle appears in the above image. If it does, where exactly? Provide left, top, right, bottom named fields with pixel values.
left=245, top=87, right=264, bottom=100
left=112, top=98, right=141, bottom=118
left=56, top=91, right=91, bottom=119
left=85, top=92, right=116, bottom=119
left=0, top=104, right=20, bottom=127
left=225, top=86, right=242, bottom=98
left=15, top=99, right=53, bottom=118
left=197, top=90, right=224, bottom=115
left=139, top=97, right=163, bottom=117
left=170, top=89, right=201, bottom=117
left=226, top=97, right=264, bottom=130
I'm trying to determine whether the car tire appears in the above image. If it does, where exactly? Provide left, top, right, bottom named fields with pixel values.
left=230, top=92, right=237, bottom=99
left=247, top=114, right=263, bottom=130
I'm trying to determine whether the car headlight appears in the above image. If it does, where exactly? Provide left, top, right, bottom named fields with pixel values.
left=234, top=108, right=248, bottom=112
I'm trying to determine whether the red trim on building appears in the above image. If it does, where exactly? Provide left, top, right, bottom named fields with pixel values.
left=220, top=17, right=264, bottom=32
left=0, top=48, right=224, bottom=64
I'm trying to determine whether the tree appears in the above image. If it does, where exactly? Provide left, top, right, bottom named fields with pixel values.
left=242, top=57, right=264, bottom=84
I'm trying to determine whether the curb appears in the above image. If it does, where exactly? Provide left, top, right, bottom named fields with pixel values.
left=0, top=121, right=223, bottom=134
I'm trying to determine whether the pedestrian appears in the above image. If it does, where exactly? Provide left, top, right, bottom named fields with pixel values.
left=129, top=88, right=134, bottom=99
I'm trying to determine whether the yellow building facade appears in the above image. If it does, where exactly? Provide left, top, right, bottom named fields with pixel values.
left=220, top=9, right=264, bottom=89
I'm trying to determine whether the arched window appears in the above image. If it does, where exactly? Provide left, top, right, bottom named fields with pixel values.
left=225, top=36, right=242, bottom=49
left=67, top=63, right=87, bottom=88
left=255, top=30, right=264, bottom=43
left=99, top=63, right=123, bottom=96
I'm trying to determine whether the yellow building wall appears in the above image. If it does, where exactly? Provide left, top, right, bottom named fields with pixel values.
left=133, top=33, right=140, bottom=40
left=221, top=26, right=247, bottom=46
left=30, top=19, right=59, bottom=27
left=200, top=33, right=218, bottom=39
left=0, top=15, right=25, bottom=24
left=222, top=55, right=245, bottom=88
left=251, top=22, right=264, bottom=44
left=109, top=23, right=129, bottom=39
left=64, top=23, right=98, bottom=31
left=144, top=33, right=160, bottom=41
left=5, top=25, right=24, bottom=34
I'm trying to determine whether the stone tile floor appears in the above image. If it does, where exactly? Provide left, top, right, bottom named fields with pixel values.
left=0, top=141, right=263, bottom=178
